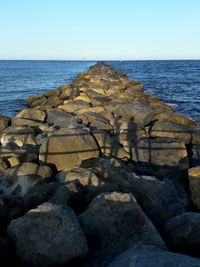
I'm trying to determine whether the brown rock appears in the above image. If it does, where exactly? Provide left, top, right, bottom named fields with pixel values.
left=15, top=109, right=46, bottom=122
left=150, top=120, right=192, bottom=144
left=0, top=116, right=10, bottom=134
left=39, top=127, right=99, bottom=171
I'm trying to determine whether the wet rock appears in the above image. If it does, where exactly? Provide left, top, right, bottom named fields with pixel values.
left=8, top=202, right=88, bottom=267
left=79, top=192, right=165, bottom=260
left=108, top=244, right=200, bottom=267
left=0, top=162, right=52, bottom=197
left=39, top=127, right=99, bottom=171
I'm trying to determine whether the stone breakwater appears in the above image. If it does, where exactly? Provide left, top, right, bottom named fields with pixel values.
left=1, top=63, right=200, bottom=266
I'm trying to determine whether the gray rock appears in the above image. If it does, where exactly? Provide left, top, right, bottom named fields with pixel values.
left=7, top=202, right=88, bottom=266
left=0, top=162, right=52, bottom=197
left=47, top=109, right=80, bottom=128
left=188, top=167, right=200, bottom=210
left=79, top=192, right=165, bottom=260
left=191, top=145, right=200, bottom=167
left=125, top=173, right=185, bottom=224
left=108, top=244, right=200, bottom=267
left=163, top=212, right=200, bottom=248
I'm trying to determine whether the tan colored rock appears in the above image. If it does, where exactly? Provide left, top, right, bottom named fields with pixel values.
left=59, top=100, right=91, bottom=113
left=27, top=94, right=46, bottom=107
left=56, top=167, right=103, bottom=187
left=39, top=127, right=99, bottom=171
left=74, top=94, right=91, bottom=103
left=1, top=126, right=36, bottom=148
left=114, top=103, right=154, bottom=126
left=0, top=116, right=10, bottom=134
left=11, top=118, right=44, bottom=127
left=0, top=163, right=52, bottom=197
left=131, top=137, right=189, bottom=176
left=0, top=147, right=38, bottom=166
left=153, top=111, right=196, bottom=127
left=15, top=109, right=46, bottom=122
left=93, top=130, right=129, bottom=159
left=45, top=89, right=60, bottom=97
left=189, top=167, right=200, bottom=210
left=150, top=120, right=192, bottom=144
left=58, top=85, right=79, bottom=100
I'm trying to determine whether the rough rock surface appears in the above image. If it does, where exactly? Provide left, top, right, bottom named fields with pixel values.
left=1, top=63, right=200, bottom=266
left=7, top=202, right=88, bottom=266
left=79, top=192, right=165, bottom=260
left=39, top=127, right=99, bottom=171
left=0, top=162, right=52, bottom=197
left=108, top=244, right=200, bottom=267
left=163, top=212, right=200, bottom=248
left=188, top=167, right=200, bottom=209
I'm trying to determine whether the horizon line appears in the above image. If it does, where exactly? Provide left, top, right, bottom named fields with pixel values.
left=0, top=58, right=200, bottom=61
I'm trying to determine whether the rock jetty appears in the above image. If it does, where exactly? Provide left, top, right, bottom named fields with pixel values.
left=1, top=63, right=200, bottom=266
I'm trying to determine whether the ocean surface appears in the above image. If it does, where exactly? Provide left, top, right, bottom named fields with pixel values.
left=0, top=60, right=200, bottom=123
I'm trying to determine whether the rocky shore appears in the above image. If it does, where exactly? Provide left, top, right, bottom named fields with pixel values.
left=1, top=63, right=200, bottom=266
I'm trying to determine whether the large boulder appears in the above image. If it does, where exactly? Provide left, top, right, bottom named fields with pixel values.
left=46, top=109, right=80, bottom=129
left=39, top=127, right=99, bottom=171
left=131, top=137, right=189, bottom=177
left=113, top=103, right=154, bottom=126
left=0, top=116, right=10, bottom=134
left=124, top=173, right=185, bottom=224
left=163, top=212, right=200, bottom=250
left=0, top=162, right=52, bottom=197
left=188, top=167, right=200, bottom=210
left=191, top=145, right=200, bottom=167
left=152, top=111, right=196, bottom=127
left=108, top=244, right=200, bottom=267
left=15, top=109, right=46, bottom=123
left=1, top=126, right=36, bottom=148
left=79, top=192, right=165, bottom=260
left=150, top=120, right=192, bottom=144
left=7, top=202, right=88, bottom=266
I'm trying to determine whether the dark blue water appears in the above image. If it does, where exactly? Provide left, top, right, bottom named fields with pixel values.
left=0, top=60, right=200, bottom=123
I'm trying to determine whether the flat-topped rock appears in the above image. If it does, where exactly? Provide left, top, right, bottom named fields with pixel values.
left=39, top=127, right=99, bottom=171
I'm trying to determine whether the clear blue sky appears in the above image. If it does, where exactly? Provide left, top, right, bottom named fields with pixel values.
left=0, top=0, right=200, bottom=60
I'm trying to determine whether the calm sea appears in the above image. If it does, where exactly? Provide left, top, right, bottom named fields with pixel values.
left=0, top=60, right=200, bottom=123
